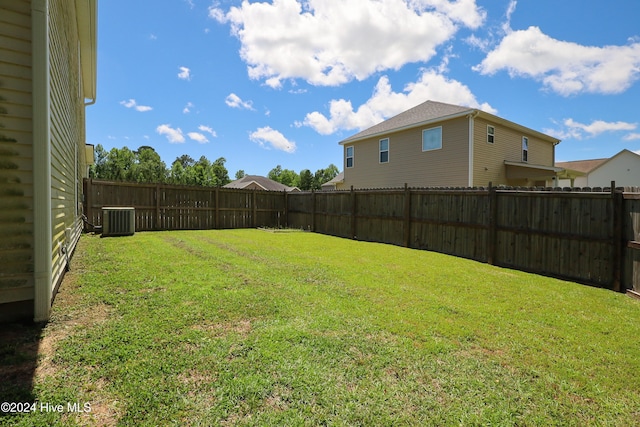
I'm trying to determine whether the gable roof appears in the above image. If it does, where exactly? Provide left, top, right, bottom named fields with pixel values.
left=320, top=171, right=344, bottom=189
left=555, top=158, right=608, bottom=174
left=589, top=149, right=640, bottom=173
left=339, top=99, right=560, bottom=145
left=223, top=175, right=298, bottom=192
left=340, top=100, right=473, bottom=144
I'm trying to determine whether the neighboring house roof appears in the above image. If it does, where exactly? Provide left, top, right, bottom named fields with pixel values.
left=339, top=100, right=560, bottom=145
left=224, top=175, right=299, bottom=192
left=587, top=149, right=640, bottom=174
left=320, top=172, right=344, bottom=189
left=555, top=158, right=608, bottom=174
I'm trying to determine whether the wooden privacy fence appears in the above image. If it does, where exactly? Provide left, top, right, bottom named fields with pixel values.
left=84, top=179, right=640, bottom=293
left=83, top=179, right=287, bottom=231
left=287, top=184, right=640, bottom=293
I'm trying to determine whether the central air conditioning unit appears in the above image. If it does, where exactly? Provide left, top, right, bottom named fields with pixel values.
left=102, top=207, right=135, bottom=237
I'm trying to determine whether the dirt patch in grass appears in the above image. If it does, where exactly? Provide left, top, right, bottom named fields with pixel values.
left=193, top=319, right=253, bottom=338
left=37, top=300, right=112, bottom=381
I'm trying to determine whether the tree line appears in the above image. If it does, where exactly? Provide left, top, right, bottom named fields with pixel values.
left=90, top=144, right=339, bottom=190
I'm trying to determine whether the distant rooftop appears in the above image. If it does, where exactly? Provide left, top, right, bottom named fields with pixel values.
left=223, top=175, right=298, bottom=192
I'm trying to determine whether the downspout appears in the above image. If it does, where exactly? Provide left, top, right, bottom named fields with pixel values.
left=468, top=111, right=479, bottom=187
left=32, top=0, right=53, bottom=322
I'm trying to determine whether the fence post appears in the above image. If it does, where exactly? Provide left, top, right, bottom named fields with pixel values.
left=351, top=186, right=356, bottom=239
left=311, top=190, right=316, bottom=232
left=252, top=190, right=257, bottom=228
left=155, top=184, right=161, bottom=230
left=403, top=183, right=411, bottom=247
left=84, top=178, right=92, bottom=229
left=284, top=191, right=289, bottom=228
left=487, top=182, right=497, bottom=265
left=612, top=181, right=623, bottom=292
left=215, top=187, right=219, bottom=229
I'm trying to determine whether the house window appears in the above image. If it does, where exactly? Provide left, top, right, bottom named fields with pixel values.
left=346, top=146, right=354, bottom=168
left=422, top=126, right=442, bottom=151
left=522, top=137, right=528, bottom=162
left=379, top=138, right=389, bottom=163
left=487, top=125, right=495, bottom=144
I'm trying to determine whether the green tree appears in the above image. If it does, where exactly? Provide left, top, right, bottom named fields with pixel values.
left=175, top=154, right=195, bottom=169
left=235, top=169, right=246, bottom=180
left=299, top=169, right=314, bottom=191
left=130, top=146, right=166, bottom=183
left=211, top=157, right=231, bottom=186
left=105, top=146, right=135, bottom=181
left=268, top=164, right=299, bottom=187
left=168, top=160, right=186, bottom=185
left=279, top=169, right=300, bottom=188
left=91, top=144, right=109, bottom=179
left=267, top=165, right=282, bottom=182
left=313, top=164, right=339, bottom=189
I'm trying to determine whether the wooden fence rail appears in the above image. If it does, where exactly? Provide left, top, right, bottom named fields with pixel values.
left=84, top=179, right=640, bottom=293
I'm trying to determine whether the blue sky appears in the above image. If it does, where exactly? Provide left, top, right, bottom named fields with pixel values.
left=87, top=0, right=640, bottom=178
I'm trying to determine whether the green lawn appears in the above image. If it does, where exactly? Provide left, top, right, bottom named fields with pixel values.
left=2, top=229, right=640, bottom=426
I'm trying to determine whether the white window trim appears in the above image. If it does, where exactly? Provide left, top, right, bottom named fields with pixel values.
left=422, top=126, right=443, bottom=152
left=522, top=136, right=529, bottom=162
left=379, top=138, right=389, bottom=164
left=487, top=125, right=495, bottom=144
left=346, top=145, right=354, bottom=168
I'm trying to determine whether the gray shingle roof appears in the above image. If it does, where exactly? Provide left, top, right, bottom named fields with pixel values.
left=223, top=175, right=297, bottom=192
left=340, top=100, right=474, bottom=144
left=555, top=158, right=608, bottom=174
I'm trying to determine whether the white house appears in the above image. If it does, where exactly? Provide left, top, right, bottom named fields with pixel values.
left=554, top=149, right=640, bottom=188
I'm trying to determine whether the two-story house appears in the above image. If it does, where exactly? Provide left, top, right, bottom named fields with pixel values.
left=337, top=100, right=561, bottom=189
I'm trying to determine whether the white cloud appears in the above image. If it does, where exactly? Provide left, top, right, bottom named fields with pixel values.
left=183, top=102, right=195, bottom=114
left=120, top=99, right=153, bottom=112
left=198, top=125, right=217, bottom=138
left=225, top=93, right=254, bottom=110
left=178, top=66, right=191, bottom=80
left=545, top=118, right=638, bottom=140
left=300, top=70, right=495, bottom=135
left=502, top=0, right=517, bottom=34
left=187, top=132, right=209, bottom=144
left=249, top=126, right=296, bottom=153
left=475, top=26, right=640, bottom=96
left=156, top=124, right=185, bottom=143
left=211, top=0, right=485, bottom=87
left=209, top=7, right=227, bottom=23
left=624, top=133, right=640, bottom=141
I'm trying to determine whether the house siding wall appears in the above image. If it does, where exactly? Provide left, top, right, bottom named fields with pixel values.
left=0, top=0, right=35, bottom=307
left=49, top=0, right=85, bottom=290
left=588, top=151, right=640, bottom=187
left=473, top=116, right=555, bottom=187
left=342, top=116, right=470, bottom=189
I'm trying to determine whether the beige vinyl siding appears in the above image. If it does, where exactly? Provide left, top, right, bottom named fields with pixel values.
left=343, top=117, right=470, bottom=189
left=49, top=0, right=84, bottom=289
left=0, top=0, right=34, bottom=304
left=473, top=117, right=555, bottom=186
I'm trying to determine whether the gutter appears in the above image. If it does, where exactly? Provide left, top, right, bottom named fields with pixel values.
left=77, top=0, right=97, bottom=104
left=32, top=0, right=53, bottom=322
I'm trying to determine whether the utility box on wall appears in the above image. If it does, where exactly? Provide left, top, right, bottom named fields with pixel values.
left=102, top=207, right=135, bottom=237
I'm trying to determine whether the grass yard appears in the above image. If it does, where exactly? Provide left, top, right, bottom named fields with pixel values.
left=1, top=230, right=640, bottom=426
